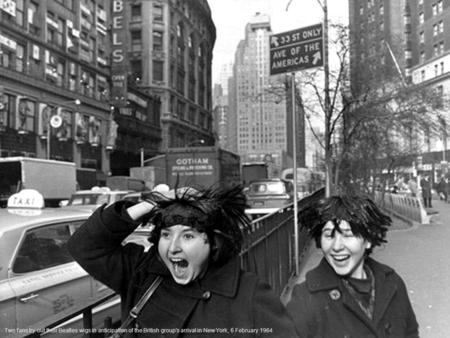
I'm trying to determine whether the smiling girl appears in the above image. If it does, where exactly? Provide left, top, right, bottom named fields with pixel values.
left=287, top=194, right=419, bottom=338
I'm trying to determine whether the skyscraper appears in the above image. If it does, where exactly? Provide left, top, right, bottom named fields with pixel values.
left=232, top=12, right=292, bottom=173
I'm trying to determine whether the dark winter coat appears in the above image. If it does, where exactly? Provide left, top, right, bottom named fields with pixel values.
left=286, top=258, right=419, bottom=338
left=68, top=201, right=298, bottom=337
left=420, top=178, right=432, bottom=198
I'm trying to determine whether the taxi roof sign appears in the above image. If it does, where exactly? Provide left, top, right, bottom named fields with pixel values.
left=7, top=189, right=45, bottom=209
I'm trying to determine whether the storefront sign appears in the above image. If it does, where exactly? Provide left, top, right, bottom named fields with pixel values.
left=111, top=0, right=128, bottom=107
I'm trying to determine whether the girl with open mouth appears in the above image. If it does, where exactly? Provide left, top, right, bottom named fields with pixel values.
left=69, top=184, right=299, bottom=337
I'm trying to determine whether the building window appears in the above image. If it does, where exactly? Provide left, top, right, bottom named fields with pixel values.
left=153, top=31, right=163, bottom=51
left=27, top=2, right=38, bottom=29
left=17, top=99, right=36, bottom=133
left=419, top=31, right=425, bottom=43
left=153, top=3, right=163, bottom=22
left=439, top=41, right=444, bottom=54
left=433, top=24, right=439, bottom=36
left=421, top=70, right=425, bottom=81
left=439, top=21, right=444, bottom=33
left=177, top=23, right=183, bottom=39
left=130, top=60, right=142, bottom=83
left=360, top=5, right=363, bottom=15
left=419, top=12, right=424, bottom=25
left=433, top=4, right=437, bottom=16
left=435, top=64, right=439, bottom=77
left=441, top=61, right=444, bottom=74
left=153, top=60, right=164, bottom=82
left=131, top=5, right=141, bottom=21
left=15, top=44, right=25, bottom=73
left=434, top=44, right=439, bottom=55
left=15, top=0, right=24, bottom=26
left=131, top=30, right=142, bottom=52
left=379, top=4, right=384, bottom=16
left=438, top=0, right=443, bottom=13
left=379, top=21, right=384, bottom=31
left=56, top=61, right=65, bottom=87
left=420, top=51, right=425, bottom=62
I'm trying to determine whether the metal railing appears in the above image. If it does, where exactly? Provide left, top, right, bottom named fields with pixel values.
left=20, top=191, right=324, bottom=337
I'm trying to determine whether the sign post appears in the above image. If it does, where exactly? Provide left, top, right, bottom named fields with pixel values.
left=270, top=23, right=323, bottom=276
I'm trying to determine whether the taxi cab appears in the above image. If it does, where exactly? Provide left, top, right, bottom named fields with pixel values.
left=0, top=190, right=132, bottom=334
left=62, top=186, right=131, bottom=212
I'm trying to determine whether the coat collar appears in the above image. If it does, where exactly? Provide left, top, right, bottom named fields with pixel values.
left=305, top=257, right=395, bottom=293
left=306, top=257, right=399, bottom=328
left=141, top=247, right=241, bottom=298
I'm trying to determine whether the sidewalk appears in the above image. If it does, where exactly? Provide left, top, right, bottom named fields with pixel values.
left=282, top=199, right=450, bottom=338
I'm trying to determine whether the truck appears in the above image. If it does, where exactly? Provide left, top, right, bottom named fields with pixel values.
left=134, top=146, right=241, bottom=189
left=241, top=162, right=268, bottom=186
left=106, top=175, right=146, bottom=192
left=0, top=157, right=76, bottom=207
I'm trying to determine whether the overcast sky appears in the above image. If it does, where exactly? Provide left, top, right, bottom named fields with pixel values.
left=208, top=0, right=349, bottom=84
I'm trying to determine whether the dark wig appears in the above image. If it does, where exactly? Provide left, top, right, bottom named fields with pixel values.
left=142, top=185, right=251, bottom=266
left=299, top=194, right=391, bottom=253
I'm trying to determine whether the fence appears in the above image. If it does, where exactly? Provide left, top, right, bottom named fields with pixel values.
left=374, top=191, right=430, bottom=225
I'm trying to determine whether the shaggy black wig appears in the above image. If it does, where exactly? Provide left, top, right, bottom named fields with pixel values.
left=142, top=185, right=251, bottom=266
left=299, top=194, right=391, bottom=253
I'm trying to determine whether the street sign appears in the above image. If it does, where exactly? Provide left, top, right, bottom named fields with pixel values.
left=270, top=23, right=323, bottom=75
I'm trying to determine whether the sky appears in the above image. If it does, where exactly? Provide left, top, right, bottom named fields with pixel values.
left=208, top=0, right=349, bottom=84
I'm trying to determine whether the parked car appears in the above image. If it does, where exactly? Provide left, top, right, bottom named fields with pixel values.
left=61, top=187, right=131, bottom=212
left=0, top=189, right=150, bottom=335
left=245, top=178, right=294, bottom=219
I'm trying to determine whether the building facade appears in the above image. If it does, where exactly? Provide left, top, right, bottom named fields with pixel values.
left=349, top=0, right=408, bottom=94
left=0, top=0, right=161, bottom=179
left=120, top=0, right=216, bottom=152
left=349, top=0, right=450, bottom=177
left=230, top=12, right=303, bottom=174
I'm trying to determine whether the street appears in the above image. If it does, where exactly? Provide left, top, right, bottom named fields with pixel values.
left=284, top=197, right=450, bottom=338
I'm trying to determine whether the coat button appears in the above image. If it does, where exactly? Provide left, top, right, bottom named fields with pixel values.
left=202, top=291, right=211, bottom=300
left=384, top=322, right=392, bottom=334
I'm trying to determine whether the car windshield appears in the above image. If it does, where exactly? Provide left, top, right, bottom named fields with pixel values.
left=249, top=182, right=286, bottom=194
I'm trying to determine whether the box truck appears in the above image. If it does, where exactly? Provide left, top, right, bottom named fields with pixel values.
left=0, top=157, right=76, bottom=207
left=134, top=147, right=241, bottom=189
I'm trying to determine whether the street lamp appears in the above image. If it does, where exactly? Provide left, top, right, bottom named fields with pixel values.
left=186, top=139, right=205, bottom=147
left=46, top=99, right=81, bottom=159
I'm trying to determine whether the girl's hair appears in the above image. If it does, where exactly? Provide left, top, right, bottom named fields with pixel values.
left=299, top=194, right=391, bottom=253
left=143, top=185, right=251, bottom=266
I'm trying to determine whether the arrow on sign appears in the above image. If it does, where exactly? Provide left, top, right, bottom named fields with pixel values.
left=312, top=51, right=322, bottom=65
left=270, top=36, right=279, bottom=47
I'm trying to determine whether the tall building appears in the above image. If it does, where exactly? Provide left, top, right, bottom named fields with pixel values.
left=212, top=62, right=233, bottom=151
left=0, top=0, right=161, bottom=179
left=349, top=0, right=450, bottom=166
left=231, top=12, right=303, bottom=174
left=117, top=0, right=216, bottom=151
left=349, top=0, right=407, bottom=94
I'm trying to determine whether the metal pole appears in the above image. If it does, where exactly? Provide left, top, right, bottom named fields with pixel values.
left=291, top=73, right=299, bottom=276
left=46, top=122, right=50, bottom=160
left=323, top=0, right=331, bottom=197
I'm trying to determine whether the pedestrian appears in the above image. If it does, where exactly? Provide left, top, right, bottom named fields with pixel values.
left=420, top=174, right=432, bottom=208
left=287, top=194, right=419, bottom=338
left=408, top=176, right=418, bottom=198
left=445, top=175, right=450, bottom=203
left=68, top=185, right=298, bottom=337
left=437, top=176, right=447, bottom=201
